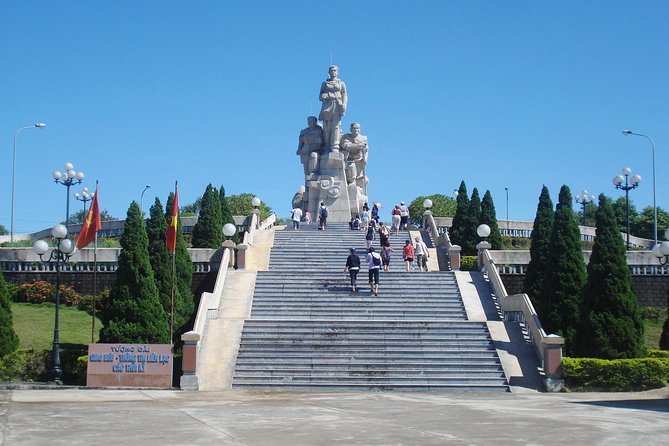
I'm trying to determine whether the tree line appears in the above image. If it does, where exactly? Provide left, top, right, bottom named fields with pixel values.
left=523, top=185, right=666, bottom=357
left=0, top=183, right=269, bottom=355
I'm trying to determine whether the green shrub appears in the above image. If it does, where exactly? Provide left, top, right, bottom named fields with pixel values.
left=642, top=307, right=666, bottom=322
left=501, top=236, right=531, bottom=250
left=460, top=256, right=478, bottom=271
left=0, top=348, right=50, bottom=382
left=74, top=356, right=88, bottom=385
left=15, top=281, right=80, bottom=306
left=647, top=349, right=669, bottom=359
left=563, top=356, right=669, bottom=391
left=0, top=344, right=89, bottom=384
left=76, top=288, right=110, bottom=316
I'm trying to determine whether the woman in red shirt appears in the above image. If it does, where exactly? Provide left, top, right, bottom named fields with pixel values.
left=403, top=240, right=414, bottom=272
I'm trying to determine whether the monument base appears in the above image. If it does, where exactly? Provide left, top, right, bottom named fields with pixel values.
left=306, top=150, right=353, bottom=223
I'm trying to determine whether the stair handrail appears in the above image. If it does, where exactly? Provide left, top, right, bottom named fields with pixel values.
left=258, top=213, right=276, bottom=230
left=480, top=248, right=565, bottom=388
left=193, top=248, right=231, bottom=336
left=424, top=213, right=452, bottom=249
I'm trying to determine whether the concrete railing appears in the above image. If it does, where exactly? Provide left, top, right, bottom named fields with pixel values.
left=424, top=213, right=461, bottom=270
left=181, top=247, right=232, bottom=390
left=480, top=249, right=565, bottom=391
left=182, top=211, right=273, bottom=388
left=259, top=213, right=276, bottom=231
left=487, top=249, right=669, bottom=275
left=431, top=217, right=653, bottom=249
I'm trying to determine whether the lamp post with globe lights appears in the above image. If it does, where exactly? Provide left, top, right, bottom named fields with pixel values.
left=74, top=187, right=93, bottom=219
left=251, top=196, right=261, bottom=228
left=422, top=198, right=433, bottom=229
left=574, top=190, right=595, bottom=226
left=32, top=224, right=77, bottom=384
left=613, top=167, right=641, bottom=249
left=11, top=122, right=46, bottom=243
left=652, top=228, right=669, bottom=266
left=53, top=162, right=85, bottom=232
left=622, top=130, right=657, bottom=245
left=222, top=223, right=237, bottom=269
left=476, top=224, right=492, bottom=269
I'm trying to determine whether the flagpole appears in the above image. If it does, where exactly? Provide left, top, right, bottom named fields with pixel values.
left=92, top=231, right=98, bottom=343
left=166, top=180, right=179, bottom=345
left=170, top=251, right=176, bottom=344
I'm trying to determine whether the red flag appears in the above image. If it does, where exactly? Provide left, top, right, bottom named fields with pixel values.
left=166, top=182, right=178, bottom=253
left=76, top=183, right=102, bottom=249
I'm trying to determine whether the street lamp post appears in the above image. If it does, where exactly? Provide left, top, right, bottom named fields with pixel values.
left=622, top=130, right=657, bottom=245
left=52, top=162, right=85, bottom=232
left=613, top=167, right=641, bottom=249
left=74, top=187, right=93, bottom=218
left=574, top=190, right=595, bottom=226
left=140, top=184, right=151, bottom=215
left=32, top=224, right=77, bottom=384
left=652, top=228, right=669, bottom=265
left=11, top=123, right=46, bottom=243
left=504, top=186, right=509, bottom=230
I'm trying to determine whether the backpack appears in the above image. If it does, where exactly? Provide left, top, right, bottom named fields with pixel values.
left=320, top=207, right=328, bottom=219
left=372, top=253, right=381, bottom=266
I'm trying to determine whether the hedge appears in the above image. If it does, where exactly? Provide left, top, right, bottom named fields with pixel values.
left=460, top=256, right=478, bottom=271
left=563, top=356, right=669, bottom=391
left=0, top=345, right=89, bottom=385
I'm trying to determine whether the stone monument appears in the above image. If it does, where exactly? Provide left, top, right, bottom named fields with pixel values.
left=295, top=65, right=369, bottom=222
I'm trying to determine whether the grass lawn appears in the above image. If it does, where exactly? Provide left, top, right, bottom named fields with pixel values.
left=11, top=302, right=101, bottom=349
left=644, top=313, right=667, bottom=351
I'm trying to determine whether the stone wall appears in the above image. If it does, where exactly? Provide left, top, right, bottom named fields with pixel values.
left=500, top=274, right=669, bottom=308
left=4, top=271, right=209, bottom=296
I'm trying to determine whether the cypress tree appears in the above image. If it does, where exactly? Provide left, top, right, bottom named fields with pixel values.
left=166, top=192, right=195, bottom=341
left=146, top=198, right=177, bottom=332
left=462, top=188, right=482, bottom=256
left=219, top=186, right=234, bottom=227
left=480, top=190, right=503, bottom=250
left=0, top=271, right=19, bottom=358
left=100, top=201, right=169, bottom=343
left=523, top=186, right=554, bottom=313
left=192, top=184, right=223, bottom=248
left=543, top=185, right=586, bottom=355
left=575, top=195, right=645, bottom=358
left=449, top=181, right=470, bottom=253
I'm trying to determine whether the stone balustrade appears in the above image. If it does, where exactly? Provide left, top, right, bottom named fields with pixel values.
left=431, top=217, right=653, bottom=248
left=479, top=249, right=565, bottom=391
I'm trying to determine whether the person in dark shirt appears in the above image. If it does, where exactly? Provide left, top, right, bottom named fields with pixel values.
left=344, top=248, right=361, bottom=293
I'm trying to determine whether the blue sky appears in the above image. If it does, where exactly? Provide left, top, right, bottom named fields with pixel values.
left=2, top=1, right=667, bottom=233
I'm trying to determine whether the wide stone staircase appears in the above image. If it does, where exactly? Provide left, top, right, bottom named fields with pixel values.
left=232, top=222, right=508, bottom=390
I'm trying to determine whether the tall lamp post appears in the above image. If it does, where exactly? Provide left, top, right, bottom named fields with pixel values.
left=140, top=184, right=151, bottom=215
left=32, top=224, right=77, bottom=384
left=504, top=186, right=509, bottom=230
left=52, top=162, right=84, bottom=232
left=574, top=190, right=595, bottom=226
left=613, top=167, right=641, bottom=249
left=74, top=187, right=93, bottom=217
left=11, top=122, right=46, bottom=243
left=622, top=130, right=657, bottom=245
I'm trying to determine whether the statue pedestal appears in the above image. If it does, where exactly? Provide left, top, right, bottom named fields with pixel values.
left=306, top=150, right=352, bottom=223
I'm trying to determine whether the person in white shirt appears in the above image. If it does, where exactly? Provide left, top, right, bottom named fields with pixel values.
left=398, top=201, right=410, bottom=230
left=414, top=236, right=430, bottom=272
left=291, top=207, right=303, bottom=230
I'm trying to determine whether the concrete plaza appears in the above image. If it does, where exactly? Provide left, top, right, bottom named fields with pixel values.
left=2, top=387, right=668, bottom=445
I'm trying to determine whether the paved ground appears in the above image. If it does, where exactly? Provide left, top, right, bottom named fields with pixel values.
left=2, top=388, right=668, bottom=445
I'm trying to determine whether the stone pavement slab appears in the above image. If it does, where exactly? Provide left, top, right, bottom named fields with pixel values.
left=2, top=388, right=668, bottom=445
